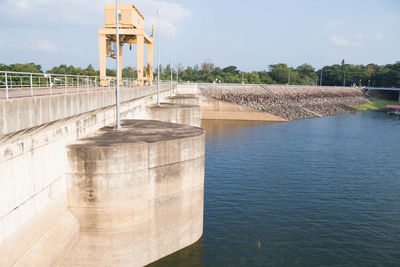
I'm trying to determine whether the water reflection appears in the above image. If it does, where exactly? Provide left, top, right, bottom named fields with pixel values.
left=201, top=119, right=279, bottom=140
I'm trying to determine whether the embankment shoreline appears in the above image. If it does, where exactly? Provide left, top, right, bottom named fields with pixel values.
left=200, top=85, right=368, bottom=120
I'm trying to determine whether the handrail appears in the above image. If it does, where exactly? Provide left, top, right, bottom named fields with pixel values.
left=0, top=70, right=100, bottom=78
left=0, top=70, right=138, bottom=99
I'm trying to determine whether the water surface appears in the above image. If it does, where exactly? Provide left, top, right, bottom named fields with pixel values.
left=150, top=111, right=400, bottom=266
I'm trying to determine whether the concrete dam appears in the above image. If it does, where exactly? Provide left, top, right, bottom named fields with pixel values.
left=0, top=82, right=368, bottom=266
left=0, top=84, right=207, bottom=266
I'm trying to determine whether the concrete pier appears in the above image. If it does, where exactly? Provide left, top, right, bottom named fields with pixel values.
left=148, top=103, right=201, bottom=127
left=61, top=120, right=205, bottom=266
left=165, top=95, right=202, bottom=106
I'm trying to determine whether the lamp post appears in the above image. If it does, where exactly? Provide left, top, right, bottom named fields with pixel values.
left=176, top=45, right=180, bottom=85
left=157, top=10, right=161, bottom=106
left=115, top=0, right=121, bottom=129
left=170, top=34, right=174, bottom=97
left=343, top=71, right=346, bottom=87
left=236, top=56, right=244, bottom=85
left=320, top=68, right=323, bottom=86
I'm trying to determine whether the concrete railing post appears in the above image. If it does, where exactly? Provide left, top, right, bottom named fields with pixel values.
left=65, top=75, right=67, bottom=94
left=30, top=73, right=33, bottom=96
left=5, top=72, right=9, bottom=99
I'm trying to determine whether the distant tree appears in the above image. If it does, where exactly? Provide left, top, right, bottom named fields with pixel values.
left=82, top=64, right=98, bottom=76
left=245, top=72, right=261, bottom=84
left=222, top=66, right=240, bottom=75
left=4, top=63, right=43, bottom=73
left=296, top=63, right=317, bottom=84
left=269, top=64, right=289, bottom=84
left=201, top=62, right=215, bottom=73
left=163, top=64, right=172, bottom=76
left=0, top=64, right=10, bottom=71
left=122, top=67, right=136, bottom=78
left=258, top=71, right=275, bottom=84
left=106, top=69, right=116, bottom=77
left=2, top=60, right=399, bottom=87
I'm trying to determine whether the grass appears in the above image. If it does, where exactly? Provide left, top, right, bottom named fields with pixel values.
left=358, top=97, right=399, bottom=112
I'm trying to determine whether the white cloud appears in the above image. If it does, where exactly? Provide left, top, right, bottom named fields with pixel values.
left=0, top=0, right=191, bottom=34
left=135, top=0, right=191, bottom=35
left=330, top=34, right=361, bottom=47
left=14, top=0, right=30, bottom=10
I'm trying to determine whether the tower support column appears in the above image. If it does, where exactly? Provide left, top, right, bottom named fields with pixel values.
left=136, top=35, right=144, bottom=86
left=99, top=33, right=108, bottom=86
left=147, top=43, right=154, bottom=85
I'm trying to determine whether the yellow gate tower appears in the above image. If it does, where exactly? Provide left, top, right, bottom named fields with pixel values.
left=99, top=3, right=154, bottom=86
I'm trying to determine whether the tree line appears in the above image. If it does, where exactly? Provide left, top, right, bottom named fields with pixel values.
left=1, top=61, right=399, bottom=87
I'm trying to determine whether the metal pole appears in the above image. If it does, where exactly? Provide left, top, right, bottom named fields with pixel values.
left=157, top=10, right=161, bottom=106
left=49, top=75, right=52, bottom=95
left=115, top=0, right=121, bottom=129
left=343, top=72, right=346, bottom=87
left=176, top=45, right=179, bottom=85
left=86, top=76, right=89, bottom=91
left=65, top=75, right=67, bottom=94
left=320, top=68, right=323, bottom=86
left=30, top=73, right=33, bottom=96
left=241, top=72, right=244, bottom=85
left=170, top=34, right=174, bottom=97
left=5, top=72, right=9, bottom=99
left=288, top=68, right=291, bottom=85
left=170, top=64, right=173, bottom=97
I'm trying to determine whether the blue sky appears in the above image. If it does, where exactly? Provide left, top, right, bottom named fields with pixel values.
left=0, top=0, right=399, bottom=71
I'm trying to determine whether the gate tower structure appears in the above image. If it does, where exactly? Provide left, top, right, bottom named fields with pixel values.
left=99, top=3, right=154, bottom=86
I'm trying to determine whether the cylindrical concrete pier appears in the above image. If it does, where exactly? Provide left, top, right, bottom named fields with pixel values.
left=148, top=103, right=201, bottom=127
left=165, top=95, right=201, bottom=106
left=62, top=120, right=205, bottom=266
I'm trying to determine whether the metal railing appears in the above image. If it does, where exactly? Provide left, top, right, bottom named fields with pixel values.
left=0, top=71, right=137, bottom=99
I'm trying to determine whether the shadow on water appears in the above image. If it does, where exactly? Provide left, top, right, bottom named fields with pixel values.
left=146, top=239, right=205, bottom=267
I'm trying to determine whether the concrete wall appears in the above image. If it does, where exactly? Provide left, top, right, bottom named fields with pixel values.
left=201, top=96, right=288, bottom=122
left=0, top=88, right=173, bottom=266
left=0, top=85, right=169, bottom=136
left=165, top=95, right=202, bottom=106
left=61, top=120, right=205, bottom=266
left=176, top=83, right=200, bottom=95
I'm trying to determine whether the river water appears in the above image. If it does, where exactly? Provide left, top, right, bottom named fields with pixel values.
left=149, top=111, right=400, bottom=266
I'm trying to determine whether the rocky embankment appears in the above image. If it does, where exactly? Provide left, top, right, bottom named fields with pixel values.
left=200, top=85, right=368, bottom=120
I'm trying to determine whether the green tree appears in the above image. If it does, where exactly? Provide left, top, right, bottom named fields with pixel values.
left=269, top=64, right=289, bottom=84
left=122, top=67, right=136, bottom=79
left=6, top=63, right=43, bottom=73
